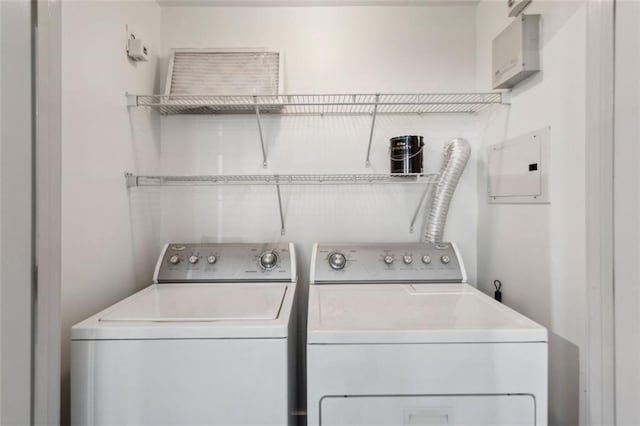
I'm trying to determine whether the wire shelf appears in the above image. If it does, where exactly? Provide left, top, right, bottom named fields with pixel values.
left=128, top=92, right=506, bottom=116
left=125, top=173, right=440, bottom=188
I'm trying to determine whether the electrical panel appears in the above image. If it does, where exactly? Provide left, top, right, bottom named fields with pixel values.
left=488, top=126, right=550, bottom=204
left=492, top=14, right=540, bottom=89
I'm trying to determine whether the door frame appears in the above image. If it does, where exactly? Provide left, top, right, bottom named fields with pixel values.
left=33, top=0, right=62, bottom=424
left=585, top=0, right=616, bottom=424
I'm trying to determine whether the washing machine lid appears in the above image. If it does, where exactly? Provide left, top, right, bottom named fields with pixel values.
left=100, top=284, right=286, bottom=322
left=307, top=283, right=547, bottom=344
left=72, top=283, right=294, bottom=340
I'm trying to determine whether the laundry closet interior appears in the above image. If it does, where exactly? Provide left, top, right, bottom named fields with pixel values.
left=56, top=1, right=588, bottom=425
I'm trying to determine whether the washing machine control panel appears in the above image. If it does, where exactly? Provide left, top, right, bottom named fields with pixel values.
left=155, top=243, right=295, bottom=283
left=312, top=242, right=464, bottom=284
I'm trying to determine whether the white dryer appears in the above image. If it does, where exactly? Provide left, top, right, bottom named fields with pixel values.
left=72, top=242, right=298, bottom=426
left=307, top=242, right=547, bottom=426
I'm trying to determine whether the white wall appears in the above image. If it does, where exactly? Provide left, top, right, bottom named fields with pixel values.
left=158, top=4, right=480, bottom=277
left=475, top=2, right=587, bottom=425
left=614, top=2, right=640, bottom=424
left=160, top=6, right=477, bottom=93
left=60, top=1, right=161, bottom=423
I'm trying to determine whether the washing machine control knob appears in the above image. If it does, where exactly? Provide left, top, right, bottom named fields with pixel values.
left=328, top=252, right=347, bottom=270
left=259, top=251, right=278, bottom=270
left=189, top=255, right=199, bottom=264
left=169, top=255, right=180, bottom=265
left=384, top=255, right=394, bottom=265
left=422, top=255, right=432, bottom=264
left=403, top=255, right=413, bottom=264
left=207, top=255, right=217, bottom=264
left=440, top=255, right=451, bottom=264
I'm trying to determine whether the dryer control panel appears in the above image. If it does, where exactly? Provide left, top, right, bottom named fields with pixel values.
left=154, top=242, right=296, bottom=283
left=311, top=242, right=465, bottom=284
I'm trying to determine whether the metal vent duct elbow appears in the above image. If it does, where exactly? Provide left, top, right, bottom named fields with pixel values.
left=423, top=138, right=471, bottom=243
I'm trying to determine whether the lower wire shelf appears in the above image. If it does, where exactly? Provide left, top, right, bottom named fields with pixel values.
left=124, top=172, right=439, bottom=234
left=125, top=172, right=439, bottom=187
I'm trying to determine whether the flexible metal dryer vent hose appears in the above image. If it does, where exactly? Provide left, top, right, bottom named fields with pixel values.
left=422, top=138, right=471, bottom=243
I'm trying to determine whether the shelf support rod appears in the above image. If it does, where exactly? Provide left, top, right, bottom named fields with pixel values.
left=254, top=97, right=268, bottom=168
left=409, top=182, right=434, bottom=233
left=275, top=182, right=285, bottom=235
left=365, top=94, right=380, bottom=167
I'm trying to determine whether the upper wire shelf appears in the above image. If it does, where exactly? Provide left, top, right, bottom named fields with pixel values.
left=127, top=91, right=509, bottom=167
left=127, top=92, right=507, bottom=116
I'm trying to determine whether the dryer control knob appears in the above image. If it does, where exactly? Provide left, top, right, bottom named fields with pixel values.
left=441, top=255, right=451, bottom=264
left=189, top=255, right=199, bottom=264
left=328, top=252, right=347, bottom=270
left=259, top=251, right=278, bottom=270
left=207, top=255, right=217, bottom=264
left=422, top=255, right=432, bottom=264
left=169, top=255, right=180, bottom=265
left=403, top=255, right=413, bottom=264
left=384, top=255, right=394, bottom=265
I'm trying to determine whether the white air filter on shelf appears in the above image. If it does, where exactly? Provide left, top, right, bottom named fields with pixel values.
left=164, top=48, right=283, bottom=114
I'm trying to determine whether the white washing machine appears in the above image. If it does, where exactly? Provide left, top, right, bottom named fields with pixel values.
left=307, top=242, right=548, bottom=426
left=72, top=242, right=298, bottom=426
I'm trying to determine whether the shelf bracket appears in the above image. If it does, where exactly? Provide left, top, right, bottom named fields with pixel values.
left=365, top=94, right=380, bottom=167
left=275, top=182, right=285, bottom=235
left=125, top=93, right=138, bottom=107
left=500, top=91, right=512, bottom=105
left=409, top=182, right=434, bottom=233
left=125, top=172, right=138, bottom=188
left=254, top=97, right=268, bottom=168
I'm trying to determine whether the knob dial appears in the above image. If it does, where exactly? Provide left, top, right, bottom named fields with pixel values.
left=384, top=255, right=394, bottom=265
left=169, top=255, right=180, bottom=265
left=259, top=251, right=278, bottom=270
left=328, top=252, right=347, bottom=270
left=207, top=255, right=217, bottom=264
left=441, top=255, right=451, bottom=264
left=422, top=255, right=432, bottom=264
left=189, top=255, right=199, bottom=264
left=403, top=255, right=413, bottom=265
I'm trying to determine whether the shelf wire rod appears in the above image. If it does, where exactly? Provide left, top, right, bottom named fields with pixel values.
left=409, top=181, right=436, bottom=233
left=365, top=94, right=380, bottom=167
left=254, top=96, right=268, bottom=168
left=275, top=182, right=285, bottom=235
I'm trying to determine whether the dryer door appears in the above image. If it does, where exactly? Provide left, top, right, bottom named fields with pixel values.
left=321, top=395, right=536, bottom=426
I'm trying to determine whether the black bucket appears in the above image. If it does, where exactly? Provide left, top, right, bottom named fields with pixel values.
left=390, top=135, right=424, bottom=174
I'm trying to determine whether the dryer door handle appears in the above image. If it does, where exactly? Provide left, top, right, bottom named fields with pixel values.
left=404, top=409, right=449, bottom=425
